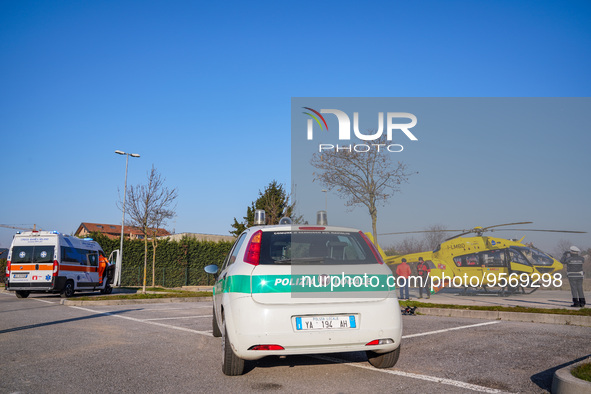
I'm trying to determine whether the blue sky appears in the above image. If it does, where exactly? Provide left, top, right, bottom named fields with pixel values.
left=1, top=1, right=590, bottom=252
left=291, top=98, right=591, bottom=254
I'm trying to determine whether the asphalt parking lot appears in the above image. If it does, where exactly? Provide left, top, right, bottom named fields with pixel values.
left=1, top=292, right=590, bottom=393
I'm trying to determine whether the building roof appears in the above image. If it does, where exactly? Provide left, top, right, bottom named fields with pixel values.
left=75, top=222, right=171, bottom=239
left=158, top=233, right=235, bottom=242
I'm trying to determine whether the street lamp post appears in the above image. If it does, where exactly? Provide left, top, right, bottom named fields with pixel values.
left=115, top=150, right=140, bottom=287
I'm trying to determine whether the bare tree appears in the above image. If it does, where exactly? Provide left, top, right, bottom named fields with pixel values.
left=311, top=135, right=415, bottom=244
left=553, top=239, right=573, bottom=259
left=394, top=237, right=426, bottom=255
left=382, top=244, right=399, bottom=256
left=422, top=224, right=450, bottom=251
left=122, top=165, right=178, bottom=293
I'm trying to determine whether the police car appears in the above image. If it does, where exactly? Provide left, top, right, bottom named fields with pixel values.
left=205, top=211, right=402, bottom=376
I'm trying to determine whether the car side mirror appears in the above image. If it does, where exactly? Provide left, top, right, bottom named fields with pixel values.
left=204, top=264, right=219, bottom=275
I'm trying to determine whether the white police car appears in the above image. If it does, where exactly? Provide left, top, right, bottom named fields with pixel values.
left=205, top=211, right=402, bottom=376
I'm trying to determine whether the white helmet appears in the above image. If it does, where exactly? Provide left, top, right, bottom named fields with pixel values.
left=569, top=245, right=581, bottom=253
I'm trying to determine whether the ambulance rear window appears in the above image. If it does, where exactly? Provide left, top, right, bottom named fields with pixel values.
left=11, top=246, right=55, bottom=263
left=34, top=246, right=55, bottom=263
left=11, top=246, right=34, bottom=263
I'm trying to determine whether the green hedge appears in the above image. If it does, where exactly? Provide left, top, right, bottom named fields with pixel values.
left=0, top=258, right=6, bottom=284
left=0, top=233, right=234, bottom=287
left=90, top=232, right=233, bottom=287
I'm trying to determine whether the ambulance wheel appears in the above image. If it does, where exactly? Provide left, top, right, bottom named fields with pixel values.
left=100, top=284, right=113, bottom=294
left=222, top=327, right=245, bottom=376
left=60, top=281, right=75, bottom=298
left=366, top=345, right=401, bottom=369
left=212, top=306, right=222, bottom=337
left=15, top=291, right=30, bottom=299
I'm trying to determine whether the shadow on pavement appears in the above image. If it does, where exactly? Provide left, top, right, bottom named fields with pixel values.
left=530, top=353, right=591, bottom=391
left=0, top=308, right=140, bottom=334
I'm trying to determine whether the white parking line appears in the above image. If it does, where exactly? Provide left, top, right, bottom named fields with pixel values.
left=137, top=306, right=210, bottom=311
left=310, top=321, right=506, bottom=393
left=1, top=292, right=58, bottom=303
left=402, top=321, right=500, bottom=339
left=142, top=315, right=212, bottom=321
left=313, top=355, right=512, bottom=393
left=32, top=298, right=57, bottom=304
left=69, top=306, right=213, bottom=337
left=68, top=305, right=506, bottom=392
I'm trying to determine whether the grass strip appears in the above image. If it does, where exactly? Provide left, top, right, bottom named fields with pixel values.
left=74, top=290, right=211, bottom=301
left=399, top=300, right=591, bottom=316
left=572, top=362, right=591, bottom=382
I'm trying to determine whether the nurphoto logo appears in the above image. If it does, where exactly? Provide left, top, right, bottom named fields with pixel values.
left=303, top=107, right=418, bottom=153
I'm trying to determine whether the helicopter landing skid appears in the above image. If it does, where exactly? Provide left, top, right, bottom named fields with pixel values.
left=498, top=285, right=539, bottom=297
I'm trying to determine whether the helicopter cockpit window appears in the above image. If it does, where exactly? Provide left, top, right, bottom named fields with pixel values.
left=509, top=247, right=531, bottom=266
left=478, top=249, right=506, bottom=267
left=514, top=246, right=554, bottom=266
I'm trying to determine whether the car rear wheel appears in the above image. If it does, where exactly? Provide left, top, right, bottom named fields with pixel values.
left=60, top=280, right=75, bottom=298
left=366, top=345, right=401, bottom=369
left=15, top=290, right=30, bottom=299
left=222, top=327, right=245, bottom=376
left=212, top=306, right=222, bottom=337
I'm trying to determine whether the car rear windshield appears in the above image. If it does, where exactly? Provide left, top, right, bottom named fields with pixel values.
left=259, top=231, right=378, bottom=265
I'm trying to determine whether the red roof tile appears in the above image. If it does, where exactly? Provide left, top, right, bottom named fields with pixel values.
left=75, top=222, right=171, bottom=238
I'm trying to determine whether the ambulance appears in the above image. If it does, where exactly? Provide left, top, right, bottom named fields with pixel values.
left=5, top=231, right=114, bottom=298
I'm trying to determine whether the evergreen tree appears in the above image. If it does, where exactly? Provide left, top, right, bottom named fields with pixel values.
left=230, top=180, right=297, bottom=236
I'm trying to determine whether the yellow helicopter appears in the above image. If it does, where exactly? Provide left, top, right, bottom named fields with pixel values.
left=369, top=222, right=586, bottom=295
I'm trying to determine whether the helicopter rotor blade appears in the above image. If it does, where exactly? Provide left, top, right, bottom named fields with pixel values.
left=379, top=230, right=461, bottom=236
left=490, top=229, right=587, bottom=234
left=382, top=223, right=535, bottom=238
left=445, top=231, right=474, bottom=241
left=480, top=221, right=534, bottom=231
left=380, top=221, right=585, bottom=240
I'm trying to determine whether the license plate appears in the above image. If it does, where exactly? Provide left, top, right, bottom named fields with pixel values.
left=13, top=274, right=28, bottom=278
left=295, top=315, right=356, bottom=330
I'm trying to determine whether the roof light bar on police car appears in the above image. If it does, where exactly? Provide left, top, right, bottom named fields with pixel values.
left=317, top=210, right=328, bottom=226
left=254, top=209, right=266, bottom=226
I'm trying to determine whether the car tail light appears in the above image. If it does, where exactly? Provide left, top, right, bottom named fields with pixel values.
left=359, top=232, right=384, bottom=264
left=298, top=226, right=325, bottom=230
left=248, top=345, right=285, bottom=351
left=5, top=260, right=10, bottom=278
left=366, top=339, right=394, bottom=346
left=52, top=260, right=59, bottom=277
left=244, top=230, right=263, bottom=266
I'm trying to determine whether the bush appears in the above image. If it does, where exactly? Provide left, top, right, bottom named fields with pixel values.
left=0, top=258, right=6, bottom=284
left=88, top=232, right=232, bottom=287
left=572, top=362, right=591, bottom=382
